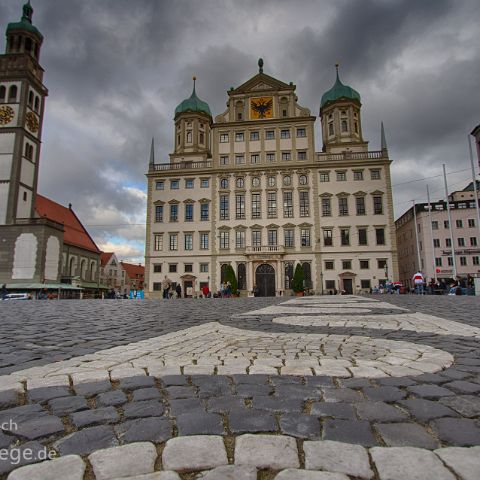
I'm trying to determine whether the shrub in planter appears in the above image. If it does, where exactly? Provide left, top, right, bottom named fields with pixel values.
left=291, top=263, right=305, bottom=294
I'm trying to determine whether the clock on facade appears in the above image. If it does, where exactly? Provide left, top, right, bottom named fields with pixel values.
left=0, top=105, right=14, bottom=125
left=25, top=111, right=39, bottom=133
left=250, top=96, right=273, bottom=119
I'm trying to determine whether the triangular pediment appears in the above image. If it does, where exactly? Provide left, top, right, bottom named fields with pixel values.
left=230, top=73, right=295, bottom=95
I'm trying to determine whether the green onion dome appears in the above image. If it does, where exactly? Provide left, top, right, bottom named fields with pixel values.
left=321, top=65, right=360, bottom=109
left=7, top=1, right=43, bottom=40
left=175, top=77, right=211, bottom=117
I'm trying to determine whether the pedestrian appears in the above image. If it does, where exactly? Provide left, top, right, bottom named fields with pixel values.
left=175, top=283, right=182, bottom=299
left=202, top=284, right=210, bottom=298
left=253, top=284, right=259, bottom=297
left=220, top=283, right=225, bottom=298
left=162, top=276, right=171, bottom=299
left=226, top=281, right=232, bottom=297
left=1, top=284, right=7, bottom=300
left=412, top=271, right=424, bottom=294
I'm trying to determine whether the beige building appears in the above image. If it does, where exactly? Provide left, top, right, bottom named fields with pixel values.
left=396, top=182, right=480, bottom=287
left=145, top=61, right=398, bottom=297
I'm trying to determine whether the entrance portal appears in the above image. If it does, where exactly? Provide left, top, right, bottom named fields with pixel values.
left=343, top=278, right=353, bottom=294
left=255, top=263, right=276, bottom=297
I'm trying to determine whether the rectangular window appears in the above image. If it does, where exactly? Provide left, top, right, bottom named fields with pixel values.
left=448, top=256, right=453, bottom=266
left=468, top=219, right=476, bottom=227
left=322, top=198, right=331, bottom=216
left=236, top=230, right=246, bottom=248
left=200, top=233, right=209, bottom=250
left=236, top=194, right=245, bottom=219
left=220, top=155, right=229, bottom=165
left=444, top=220, right=450, bottom=228
left=170, top=204, right=178, bottom=222
left=220, top=195, right=229, bottom=220
left=339, top=197, right=349, bottom=216
left=342, top=260, right=352, bottom=270
left=219, top=231, right=229, bottom=249
left=373, top=196, right=383, bottom=215
left=470, top=237, right=478, bottom=247
left=323, top=229, right=333, bottom=246
left=376, top=228, right=385, bottom=245
left=201, top=178, right=209, bottom=188
left=155, top=181, right=164, bottom=190
left=200, top=263, right=209, bottom=273
left=252, top=230, right=261, bottom=247
left=301, top=229, right=311, bottom=247
left=353, top=171, right=363, bottom=181
left=268, top=230, right=278, bottom=246
left=252, top=193, right=261, bottom=219
left=250, top=154, right=260, bottom=164
left=358, top=228, right=367, bottom=245
left=219, top=133, right=229, bottom=143
left=336, top=171, right=346, bottom=181
left=320, top=172, right=330, bottom=182
left=154, top=234, right=163, bottom=251
left=280, top=129, right=290, bottom=139
left=266, top=130, right=275, bottom=140
left=296, top=128, right=306, bottom=137
left=356, top=197, right=365, bottom=215
left=201, top=203, right=209, bottom=221
left=284, top=229, right=294, bottom=247
left=267, top=192, right=277, bottom=218
left=435, top=257, right=442, bottom=267
left=235, top=155, right=245, bottom=165
left=185, top=203, right=193, bottom=222
left=299, top=191, right=309, bottom=217
left=184, top=264, right=193, bottom=273
left=169, top=234, right=178, bottom=251
left=281, top=152, right=291, bottom=161
left=155, top=205, right=163, bottom=222
left=446, top=238, right=452, bottom=247
left=458, top=237, right=465, bottom=247
left=170, top=180, right=179, bottom=189
left=432, top=221, right=439, bottom=230
left=266, top=152, right=275, bottom=162
left=283, top=191, right=293, bottom=218
left=341, top=228, right=350, bottom=246
left=185, top=179, right=194, bottom=189
left=360, top=260, right=369, bottom=269
left=297, top=151, right=307, bottom=161
left=153, top=264, right=162, bottom=273
left=235, top=132, right=244, bottom=142
left=360, top=280, right=371, bottom=289
left=169, top=264, right=177, bottom=273
left=371, top=169, right=381, bottom=180
left=460, top=256, right=467, bottom=266
left=456, top=219, right=463, bottom=228
left=325, top=261, right=334, bottom=270
left=433, top=239, right=440, bottom=247
left=473, top=256, right=480, bottom=265
left=250, top=131, right=260, bottom=141
left=184, top=234, right=193, bottom=250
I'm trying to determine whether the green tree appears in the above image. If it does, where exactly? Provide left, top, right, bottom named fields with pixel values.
left=291, top=263, right=305, bottom=293
left=224, top=265, right=238, bottom=295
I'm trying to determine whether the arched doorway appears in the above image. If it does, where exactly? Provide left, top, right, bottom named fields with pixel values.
left=255, top=263, right=276, bottom=297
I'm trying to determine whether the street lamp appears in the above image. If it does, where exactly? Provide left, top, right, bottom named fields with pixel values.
left=320, top=271, right=324, bottom=295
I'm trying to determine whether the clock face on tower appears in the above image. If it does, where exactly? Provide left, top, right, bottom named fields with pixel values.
left=250, top=96, right=273, bottom=119
left=0, top=106, right=15, bottom=126
left=25, top=111, right=39, bottom=133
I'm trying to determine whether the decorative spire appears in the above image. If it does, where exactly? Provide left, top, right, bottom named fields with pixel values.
left=22, top=1, right=33, bottom=24
left=258, top=58, right=264, bottom=74
left=381, top=122, right=388, bottom=151
left=192, top=76, right=197, bottom=95
left=149, top=137, right=155, bottom=165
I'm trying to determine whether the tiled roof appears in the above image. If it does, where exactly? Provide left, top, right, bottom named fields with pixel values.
left=100, top=252, right=114, bottom=266
left=120, top=262, right=145, bottom=279
left=35, top=195, right=100, bottom=254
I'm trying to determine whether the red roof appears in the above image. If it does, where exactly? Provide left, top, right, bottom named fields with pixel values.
left=120, top=262, right=145, bottom=279
left=35, top=195, right=100, bottom=253
left=101, top=252, right=114, bottom=266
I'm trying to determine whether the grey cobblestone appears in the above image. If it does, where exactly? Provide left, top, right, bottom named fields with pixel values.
left=71, top=406, right=118, bottom=428
left=6, top=455, right=86, bottom=480
left=435, top=446, right=480, bottom=480
left=96, top=390, right=128, bottom=407
left=115, top=417, right=172, bottom=443
left=54, top=425, right=119, bottom=455
left=195, top=465, right=257, bottom=479
left=374, top=423, right=439, bottom=448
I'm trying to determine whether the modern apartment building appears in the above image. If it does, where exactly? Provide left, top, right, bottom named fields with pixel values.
left=145, top=61, right=398, bottom=297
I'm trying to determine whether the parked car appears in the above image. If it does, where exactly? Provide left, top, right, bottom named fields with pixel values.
left=2, top=293, right=31, bottom=300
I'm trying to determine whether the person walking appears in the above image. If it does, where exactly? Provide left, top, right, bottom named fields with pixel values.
left=412, top=271, right=425, bottom=295
left=175, top=283, right=182, bottom=299
left=162, top=276, right=171, bottom=299
left=253, top=284, right=259, bottom=297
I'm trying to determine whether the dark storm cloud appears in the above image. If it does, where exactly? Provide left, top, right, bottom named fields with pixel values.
left=1, top=0, right=479, bottom=260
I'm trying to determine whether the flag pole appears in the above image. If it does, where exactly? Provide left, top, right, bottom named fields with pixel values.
left=412, top=199, right=422, bottom=273
left=426, top=185, right=437, bottom=282
left=468, top=135, right=480, bottom=242
left=443, top=164, right=457, bottom=279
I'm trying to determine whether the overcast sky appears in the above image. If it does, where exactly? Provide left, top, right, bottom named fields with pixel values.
left=1, top=0, right=479, bottom=263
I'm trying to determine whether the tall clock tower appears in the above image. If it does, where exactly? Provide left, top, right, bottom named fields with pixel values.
left=0, top=1, right=48, bottom=225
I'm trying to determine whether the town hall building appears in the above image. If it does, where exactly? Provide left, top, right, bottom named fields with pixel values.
left=145, top=61, right=398, bottom=297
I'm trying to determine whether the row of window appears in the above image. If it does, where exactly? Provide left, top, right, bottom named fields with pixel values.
left=219, top=128, right=307, bottom=143
left=327, top=119, right=359, bottom=136
left=153, top=226, right=387, bottom=252
left=220, top=151, right=308, bottom=165
left=324, top=259, right=387, bottom=271
left=320, top=169, right=381, bottom=182
left=435, top=256, right=480, bottom=267
left=432, top=237, right=478, bottom=248
left=153, top=262, right=210, bottom=274
left=0, top=85, right=17, bottom=103
left=220, top=174, right=309, bottom=189
left=432, top=219, right=476, bottom=229
left=155, top=203, right=209, bottom=222
left=156, top=178, right=209, bottom=190
left=322, top=195, right=384, bottom=217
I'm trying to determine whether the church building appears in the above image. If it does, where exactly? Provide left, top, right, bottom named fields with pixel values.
left=145, top=61, right=398, bottom=297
